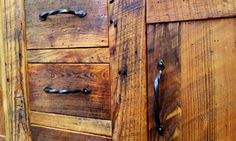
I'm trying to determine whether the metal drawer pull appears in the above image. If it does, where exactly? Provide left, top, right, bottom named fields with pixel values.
left=154, top=60, right=165, bottom=135
left=39, top=9, right=87, bottom=21
left=44, top=87, right=91, bottom=95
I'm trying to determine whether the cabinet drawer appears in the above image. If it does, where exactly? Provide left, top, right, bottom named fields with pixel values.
left=25, top=0, right=108, bottom=49
left=28, top=64, right=111, bottom=119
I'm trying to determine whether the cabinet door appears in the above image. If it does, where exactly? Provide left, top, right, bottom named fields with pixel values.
left=147, top=18, right=236, bottom=140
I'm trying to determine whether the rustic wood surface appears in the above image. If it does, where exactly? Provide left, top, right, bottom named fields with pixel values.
left=30, top=111, right=112, bottom=136
left=147, top=0, right=236, bottom=23
left=29, top=64, right=111, bottom=120
left=0, top=70, right=4, bottom=136
left=109, top=0, right=148, bottom=140
left=28, top=48, right=110, bottom=63
left=25, top=0, right=108, bottom=49
left=31, top=126, right=111, bottom=141
left=0, top=0, right=31, bottom=140
left=147, top=18, right=236, bottom=141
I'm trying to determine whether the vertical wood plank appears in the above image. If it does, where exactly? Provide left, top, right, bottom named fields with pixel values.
left=0, top=0, right=31, bottom=140
left=0, top=60, right=5, bottom=136
left=147, top=23, right=182, bottom=141
left=147, top=18, right=236, bottom=141
left=109, top=0, right=147, bottom=140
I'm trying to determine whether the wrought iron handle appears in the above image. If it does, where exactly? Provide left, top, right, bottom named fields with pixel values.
left=154, top=60, right=165, bottom=135
left=39, top=9, right=87, bottom=21
left=44, top=87, right=91, bottom=95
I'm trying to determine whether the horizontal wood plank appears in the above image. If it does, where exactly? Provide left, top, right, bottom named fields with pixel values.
left=28, top=48, right=109, bottom=63
left=31, top=125, right=111, bottom=141
left=30, top=111, right=111, bottom=136
left=147, top=0, right=236, bottom=23
left=25, top=0, right=108, bottom=49
left=29, top=64, right=111, bottom=119
left=147, top=18, right=236, bottom=140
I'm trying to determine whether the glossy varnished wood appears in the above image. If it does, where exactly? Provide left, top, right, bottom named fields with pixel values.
left=29, top=64, right=111, bottom=119
left=28, top=48, right=110, bottom=63
left=147, top=0, right=236, bottom=23
left=31, top=126, right=111, bottom=141
left=147, top=18, right=236, bottom=140
left=25, top=0, right=108, bottom=49
left=30, top=111, right=112, bottom=136
left=0, top=0, right=31, bottom=140
left=109, top=0, right=147, bottom=140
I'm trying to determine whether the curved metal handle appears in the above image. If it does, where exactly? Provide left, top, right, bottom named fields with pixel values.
left=39, top=9, right=87, bottom=21
left=154, top=60, right=165, bottom=135
left=44, top=87, right=91, bottom=95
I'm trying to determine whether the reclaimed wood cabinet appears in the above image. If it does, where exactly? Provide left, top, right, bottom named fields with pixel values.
left=0, top=0, right=236, bottom=141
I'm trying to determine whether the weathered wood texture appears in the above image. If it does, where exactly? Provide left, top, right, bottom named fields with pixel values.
left=28, top=48, right=110, bottom=63
left=147, top=0, right=236, bottom=23
left=29, top=64, right=111, bottom=119
left=25, top=0, right=108, bottom=49
left=109, top=0, right=147, bottom=140
left=0, top=0, right=31, bottom=140
left=31, top=111, right=112, bottom=136
left=147, top=18, right=236, bottom=140
left=31, top=126, right=111, bottom=141
left=0, top=74, right=4, bottom=136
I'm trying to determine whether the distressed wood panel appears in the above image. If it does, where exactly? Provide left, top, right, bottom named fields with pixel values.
left=29, top=64, right=111, bottom=119
left=25, top=0, right=108, bottom=49
left=31, top=126, right=111, bottom=141
left=30, top=111, right=112, bottom=136
left=147, top=0, right=236, bottom=23
left=28, top=48, right=110, bottom=63
left=147, top=18, right=236, bottom=140
left=0, top=0, right=31, bottom=140
left=109, top=0, right=147, bottom=140
left=0, top=69, right=4, bottom=136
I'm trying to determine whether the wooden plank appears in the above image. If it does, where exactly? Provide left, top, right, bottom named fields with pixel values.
left=0, top=62, right=4, bottom=136
left=31, top=125, right=111, bottom=141
left=25, top=0, right=108, bottom=49
left=147, top=18, right=236, bottom=140
left=28, top=48, right=110, bottom=63
left=109, top=0, right=147, bottom=140
left=29, top=64, right=111, bottom=119
left=30, top=111, right=112, bottom=136
left=147, top=0, right=236, bottom=23
left=147, top=23, right=182, bottom=141
left=0, top=0, right=31, bottom=140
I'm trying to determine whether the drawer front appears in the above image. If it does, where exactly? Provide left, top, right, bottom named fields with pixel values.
left=25, top=0, right=108, bottom=49
left=31, top=126, right=111, bottom=141
left=29, top=64, right=111, bottom=120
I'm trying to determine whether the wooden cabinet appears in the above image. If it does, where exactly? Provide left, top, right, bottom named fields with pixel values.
left=0, top=0, right=236, bottom=141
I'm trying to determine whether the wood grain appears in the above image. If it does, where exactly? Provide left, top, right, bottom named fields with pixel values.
left=0, top=0, right=31, bottom=140
left=29, top=64, right=111, bottom=119
left=147, top=0, right=236, bottom=23
left=25, top=0, right=108, bottom=49
left=109, top=0, right=148, bottom=140
left=30, top=111, right=112, bottom=136
left=147, top=18, right=236, bottom=140
left=28, top=48, right=110, bottom=63
left=31, top=126, right=111, bottom=141
left=0, top=64, right=5, bottom=136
